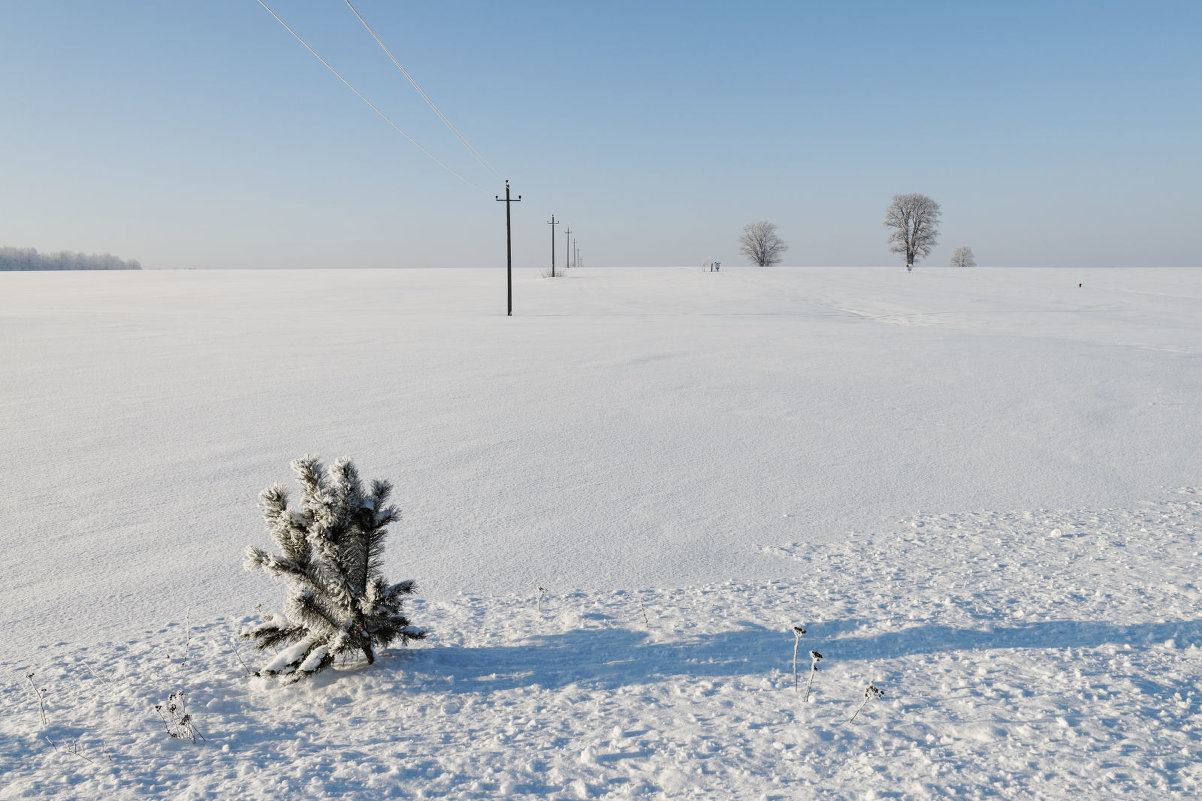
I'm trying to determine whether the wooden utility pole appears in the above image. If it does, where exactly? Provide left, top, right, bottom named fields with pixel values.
left=495, top=180, right=521, bottom=316
left=547, top=215, right=558, bottom=277
left=563, top=226, right=571, bottom=272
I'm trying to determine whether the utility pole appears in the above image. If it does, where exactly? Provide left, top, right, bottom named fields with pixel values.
left=547, top=215, right=558, bottom=278
left=495, top=180, right=521, bottom=316
left=563, top=226, right=571, bottom=273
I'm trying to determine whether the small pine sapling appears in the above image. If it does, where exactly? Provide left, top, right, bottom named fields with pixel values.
left=803, top=650, right=823, bottom=702
left=791, top=626, right=807, bottom=694
left=242, top=456, right=426, bottom=682
left=849, top=682, right=885, bottom=723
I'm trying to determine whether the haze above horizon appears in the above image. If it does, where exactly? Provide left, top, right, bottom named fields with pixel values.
left=1, top=1, right=1198, bottom=269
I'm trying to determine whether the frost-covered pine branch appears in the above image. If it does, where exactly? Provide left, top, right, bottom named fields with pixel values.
left=242, top=456, right=425, bottom=682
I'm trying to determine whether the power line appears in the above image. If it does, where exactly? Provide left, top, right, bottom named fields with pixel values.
left=253, top=0, right=487, bottom=194
left=343, top=0, right=502, bottom=182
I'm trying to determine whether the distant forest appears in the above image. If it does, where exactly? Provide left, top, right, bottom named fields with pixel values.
left=0, top=245, right=142, bottom=271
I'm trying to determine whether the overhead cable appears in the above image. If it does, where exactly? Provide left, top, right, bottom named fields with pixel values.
left=253, top=0, right=487, bottom=194
left=344, top=0, right=503, bottom=182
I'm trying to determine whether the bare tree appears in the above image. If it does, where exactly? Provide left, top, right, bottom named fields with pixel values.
left=949, top=246, right=976, bottom=268
left=738, top=220, right=788, bottom=266
left=884, top=194, right=940, bottom=271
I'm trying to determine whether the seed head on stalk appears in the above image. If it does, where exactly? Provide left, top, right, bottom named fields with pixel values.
left=849, top=682, right=885, bottom=723
left=791, top=626, right=807, bottom=694
left=803, top=650, right=823, bottom=702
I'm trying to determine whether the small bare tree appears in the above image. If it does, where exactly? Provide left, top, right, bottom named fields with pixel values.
left=950, top=246, right=976, bottom=268
left=738, top=220, right=788, bottom=266
left=884, top=194, right=940, bottom=271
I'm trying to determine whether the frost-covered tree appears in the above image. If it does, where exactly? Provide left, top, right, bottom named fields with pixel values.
left=242, top=456, right=425, bottom=681
left=949, top=246, right=976, bottom=268
left=738, top=220, right=788, bottom=266
left=884, top=193, right=940, bottom=271
left=0, top=245, right=141, bottom=271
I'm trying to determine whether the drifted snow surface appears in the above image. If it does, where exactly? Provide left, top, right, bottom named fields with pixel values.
left=2, top=266, right=1200, bottom=799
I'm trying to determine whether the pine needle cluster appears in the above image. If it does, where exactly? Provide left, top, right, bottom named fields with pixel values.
left=242, top=456, right=425, bottom=681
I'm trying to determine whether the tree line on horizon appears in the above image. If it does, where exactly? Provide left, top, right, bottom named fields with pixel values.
left=0, top=245, right=142, bottom=271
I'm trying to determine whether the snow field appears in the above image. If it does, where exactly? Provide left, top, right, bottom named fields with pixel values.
left=2, top=266, right=1201, bottom=798
left=4, top=493, right=1201, bottom=798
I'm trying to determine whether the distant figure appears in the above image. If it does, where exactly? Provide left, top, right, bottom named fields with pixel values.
left=1079, top=283, right=1082, bottom=288
left=715, top=262, right=720, bottom=272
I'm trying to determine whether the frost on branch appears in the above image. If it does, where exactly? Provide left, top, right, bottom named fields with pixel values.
left=884, top=193, right=940, bottom=270
left=241, top=455, right=425, bottom=682
left=949, top=246, right=976, bottom=268
left=738, top=219, right=788, bottom=267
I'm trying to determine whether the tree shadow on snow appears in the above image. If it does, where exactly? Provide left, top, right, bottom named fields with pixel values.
left=827, top=617, right=1202, bottom=662
left=399, top=617, right=1202, bottom=694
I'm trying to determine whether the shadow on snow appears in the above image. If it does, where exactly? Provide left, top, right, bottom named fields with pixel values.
left=400, top=617, right=1202, bottom=694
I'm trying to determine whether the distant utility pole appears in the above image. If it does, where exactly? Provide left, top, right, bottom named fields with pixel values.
left=496, top=180, right=521, bottom=316
left=574, top=243, right=580, bottom=268
left=547, top=215, right=558, bottom=277
left=563, top=226, right=572, bottom=272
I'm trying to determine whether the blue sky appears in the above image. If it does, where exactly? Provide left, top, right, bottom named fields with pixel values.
left=1, top=1, right=1198, bottom=268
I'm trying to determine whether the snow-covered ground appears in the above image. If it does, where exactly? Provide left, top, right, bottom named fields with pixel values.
left=2, top=266, right=1200, bottom=798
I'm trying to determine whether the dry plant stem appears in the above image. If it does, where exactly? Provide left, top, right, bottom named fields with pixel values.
left=791, top=627, right=806, bottom=694
left=66, top=740, right=95, bottom=763
left=849, top=683, right=884, bottom=723
left=27, top=673, right=48, bottom=727
left=84, top=662, right=112, bottom=687
left=156, top=691, right=205, bottom=742
left=803, top=651, right=823, bottom=703
left=639, top=599, right=649, bottom=626
left=231, top=635, right=256, bottom=676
